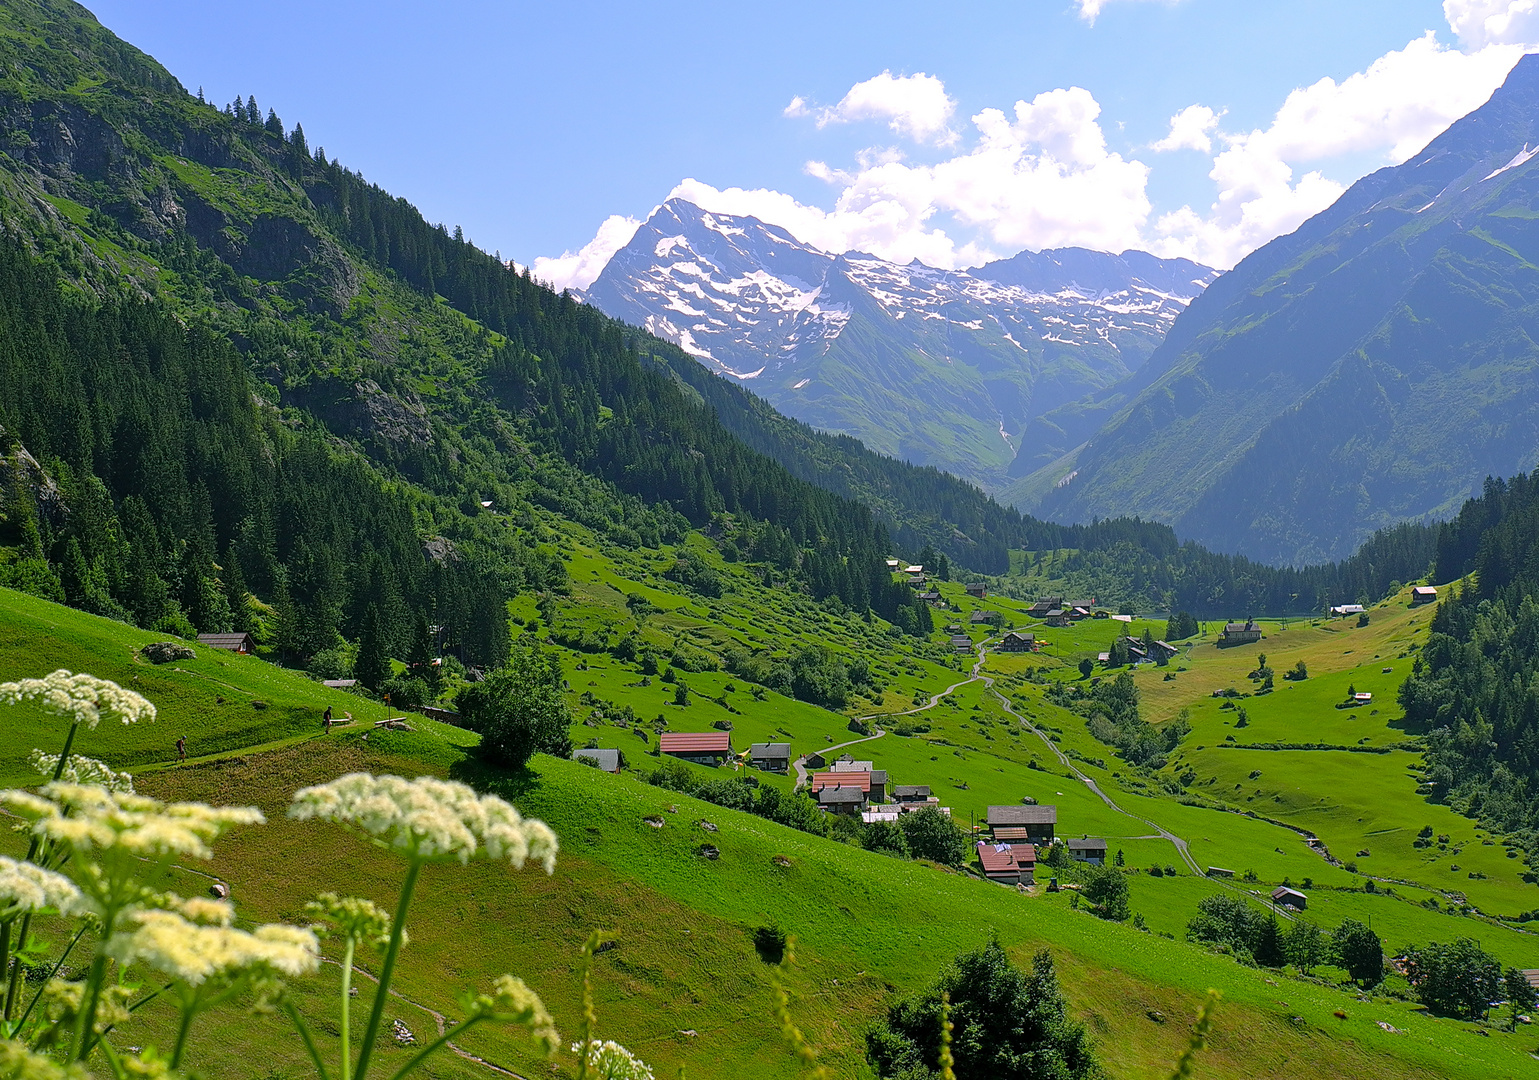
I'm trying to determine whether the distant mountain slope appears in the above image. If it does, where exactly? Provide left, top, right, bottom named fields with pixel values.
left=1020, top=52, right=1539, bottom=565
left=583, top=200, right=1215, bottom=489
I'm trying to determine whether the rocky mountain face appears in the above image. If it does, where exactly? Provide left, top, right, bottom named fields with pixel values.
left=582, top=200, right=1215, bottom=489
left=1015, top=53, right=1539, bottom=566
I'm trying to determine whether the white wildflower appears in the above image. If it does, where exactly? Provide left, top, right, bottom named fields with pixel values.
left=571, top=1039, right=654, bottom=1080
left=0, top=856, right=86, bottom=918
left=28, top=748, right=134, bottom=793
left=304, top=892, right=398, bottom=947
left=109, top=901, right=320, bottom=985
left=0, top=1035, right=91, bottom=1080
left=0, top=784, right=263, bottom=860
left=289, top=774, right=558, bottom=871
left=467, top=974, right=559, bottom=1052
left=0, top=670, right=155, bottom=728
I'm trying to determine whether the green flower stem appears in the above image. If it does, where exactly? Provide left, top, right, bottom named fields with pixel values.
left=0, top=920, right=11, bottom=1020
left=15, top=923, right=88, bottom=1030
left=51, top=722, right=79, bottom=783
left=353, top=858, right=422, bottom=1080
left=169, top=994, right=200, bottom=1070
left=283, top=998, right=333, bottom=1080
left=340, top=936, right=357, bottom=1080
left=2, top=915, right=29, bottom=1021
left=385, top=1016, right=483, bottom=1080
left=72, top=952, right=110, bottom=1061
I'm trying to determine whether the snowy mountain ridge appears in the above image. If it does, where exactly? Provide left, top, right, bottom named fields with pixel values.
left=581, top=199, right=1216, bottom=488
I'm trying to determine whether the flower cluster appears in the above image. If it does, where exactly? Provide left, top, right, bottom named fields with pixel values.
left=0, top=856, right=86, bottom=919
left=0, top=784, right=264, bottom=861
left=304, top=892, right=398, bottom=948
left=571, top=1039, right=655, bottom=1080
left=0, top=1036, right=90, bottom=1080
left=109, top=896, right=320, bottom=985
left=0, top=671, right=155, bottom=728
left=27, top=749, right=134, bottom=793
left=288, top=774, right=558, bottom=871
left=467, top=974, right=559, bottom=1052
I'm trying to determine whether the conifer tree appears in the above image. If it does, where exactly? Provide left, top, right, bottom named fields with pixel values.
left=355, top=605, right=392, bottom=691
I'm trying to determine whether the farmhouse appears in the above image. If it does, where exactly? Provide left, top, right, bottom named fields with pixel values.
left=1027, top=596, right=1064, bottom=618
left=998, top=631, right=1037, bottom=652
left=970, top=610, right=1001, bottom=625
left=1219, top=620, right=1262, bottom=647
left=817, top=786, right=866, bottom=815
left=749, top=742, right=791, bottom=772
left=965, top=582, right=988, bottom=598
left=573, top=748, right=621, bottom=773
left=197, top=632, right=256, bottom=654
left=1067, top=837, right=1107, bottom=865
left=1271, top=885, right=1308, bottom=910
left=987, top=804, right=1057, bottom=843
left=950, top=634, right=974, bottom=653
left=658, top=731, right=732, bottom=765
left=812, top=771, right=871, bottom=795
left=1330, top=604, right=1365, bottom=617
left=1045, top=609, right=1071, bottom=628
left=892, top=784, right=932, bottom=803
left=1411, top=586, right=1438, bottom=606
left=1151, top=640, right=1179, bottom=663
left=976, top=841, right=1037, bottom=885
left=918, top=590, right=943, bottom=603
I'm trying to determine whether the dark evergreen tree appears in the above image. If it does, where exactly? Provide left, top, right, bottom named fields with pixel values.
left=355, top=605, right=392, bottom=691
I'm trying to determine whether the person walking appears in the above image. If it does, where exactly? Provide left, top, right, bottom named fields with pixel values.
left=324, top=705, right=333, bottom=732
left=176, top=734, right=187, bottom=762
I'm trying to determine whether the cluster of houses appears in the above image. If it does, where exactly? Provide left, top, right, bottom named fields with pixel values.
left=974, top=804, right=1107, bottom=887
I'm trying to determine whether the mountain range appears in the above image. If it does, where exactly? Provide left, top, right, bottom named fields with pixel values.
left=1010, top=52, right=1539, bottom=565
left=582, top=200, right=1216, bottom=489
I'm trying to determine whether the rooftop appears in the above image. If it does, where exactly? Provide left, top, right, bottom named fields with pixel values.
left=658, top=732, right=732, bottom=753
left=749, top=742, right=791, bottom=756
left=976, top=841, right=1037, bottom=874
left=812, top=771, right=871, bottom=792
left=987, top=805, right=1057, bottom=825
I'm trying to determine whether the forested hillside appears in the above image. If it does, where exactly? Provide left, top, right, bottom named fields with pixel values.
left=1399, top=472, right=1539, bottom=861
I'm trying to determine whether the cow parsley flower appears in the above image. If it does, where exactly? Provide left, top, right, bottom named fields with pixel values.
left=0, top=1036, right=91, bottom=1080
left=571, top=1039, right=655, bottom=1080
left=288, top=774, right=558, bottom=871
left=0, top=784, right=263, bottom=862
left=0, top=670, right=155, bottom=728
left=0, top=856, right=86, bottom=918
left=27, top=749, right=134, bottom=793
left=304, top=892, right=398, bottom=947
left=109, top=899, right=320, bottom=985
left=467, top=974, right=559, bottom=1052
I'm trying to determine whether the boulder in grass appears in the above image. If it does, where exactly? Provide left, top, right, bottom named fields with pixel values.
left=141, top=642, right=194, bottom=664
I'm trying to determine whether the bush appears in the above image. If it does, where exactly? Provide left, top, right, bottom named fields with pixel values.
left=457, top=637, right=573, bottom=767
left=1082, top=866, right=1130, bottom=921
left=861, top=819, right=911, bottom=858
left=1403, top=938, right=1502, bottom=1018
left=898, top=807, right=969, bottom=866
left=1331, top=919, right=1384, bottom=987
left=382, top=675, right=432, bottom=710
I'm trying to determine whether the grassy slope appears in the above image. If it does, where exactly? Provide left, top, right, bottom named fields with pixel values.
left=6, top=586, right=1539, bottom=1078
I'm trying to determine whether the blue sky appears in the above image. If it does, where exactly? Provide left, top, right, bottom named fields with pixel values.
left=91, top=1, right=1537, bottom=282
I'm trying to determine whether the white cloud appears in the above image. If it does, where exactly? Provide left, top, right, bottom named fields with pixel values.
left=1151, top=30, right=1527, bottom=266
left=783, top=95, right=809, bottom=119
left=1445, top=0, right=1539, bottom=47
left=1074, top=0, right=1176, bottom=26
left=813, top=71, right=958, bottom=146
left=1151, top=104, right=1220, bottom=153
left=530, top=213, right=642, bottom=292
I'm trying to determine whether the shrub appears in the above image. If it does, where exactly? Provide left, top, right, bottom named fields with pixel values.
left=898, top=807, right=969, bottom=866
left=457, top=637, right=573, bottom=767
left=1082, top=866, right=1130, bottom=921
left=1403, top=939, right=1501, bottom=1018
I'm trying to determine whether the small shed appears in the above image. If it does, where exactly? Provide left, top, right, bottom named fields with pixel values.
left=1271, top=885, right=1308, bottom=910
left=965, top=582, right=988, bottom=598
left=1206, top=866, right=1235, bottom=878
left=919, top=590, right=943, bottom=603
left=749, top=742, right=792, bottom=772
left=658, top=732, right=732, bottom=765
left=1331, top=604, right=1366, bottom=617
left=1067, top=837, right=1108, bottom=865
left=573, top=748, right=621, bottom=773
left=892, top=785, right=931, bottom=803
left=868, top=769, right=889, bottom=803
left=976, top=841, right=1037, bottom=885
left=322, top=679, right=359, bottom=689
left=987, top=804, right=1057, bottom=843
left=970, top=610, right=1001, bottom=625
left=198, top=632, right=256, bottom=655
left=1353, top=692, right=1373, bottom=704
left=1411, top=586, right=1438, bottom=606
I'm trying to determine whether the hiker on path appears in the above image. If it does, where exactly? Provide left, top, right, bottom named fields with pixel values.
left=324, top=705, right=333, bottom=731
left=176, top=734, right=187, bottom=762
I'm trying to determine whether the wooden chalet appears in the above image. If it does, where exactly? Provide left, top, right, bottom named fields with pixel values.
left=965, top=582, right=988, bottom=598
left=1067, top=837, right=1107, bottom=865
left=998, top=631, right=1037, bottom=653
left=918, top=590, right=943, bottom=604
left=987, top=804, right=1057, bottom=843
left=976, top=841, right=1036, bottom=885
left=1219, top=620, right=1262, bottom=647
left=658, top=731, right=732, bottom=765
left=950, top=634, right=974, bottom=653
left=1411, top=586, right=1438, bottom=606
left=749, top=742, right=792, bottom=772
left=1271, top=885, right=1308, bottom=910
left=969, top=610, right=1001, bottom=625
left=198, top=632, right=256, bottom=654
left=817, top=786, right=866, bottom=815
left=1045, top=609, right=1070, bottom=628
left=892, top=784, right=932, bottom=803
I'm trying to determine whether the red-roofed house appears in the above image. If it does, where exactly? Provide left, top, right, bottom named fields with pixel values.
left=811, top=770, right=872, bottom=793
left=976, top=841, right=1037, bottom=885
left=658, top=732, right=732, bottom=765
